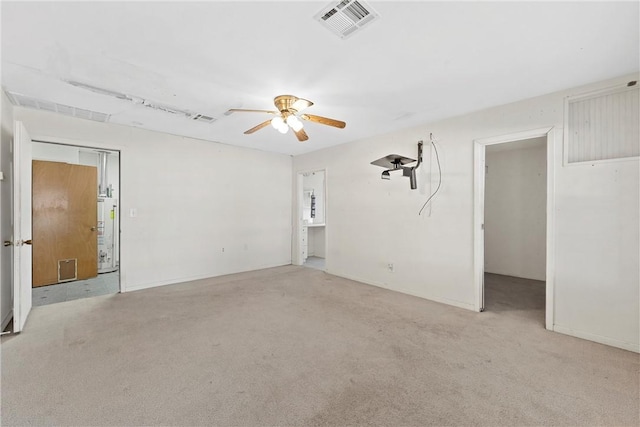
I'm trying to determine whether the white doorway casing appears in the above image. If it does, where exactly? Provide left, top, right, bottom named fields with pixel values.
left=12, top=121, right=34, bottom=332
left=295, top=168, right=328, bottom=267
left=11, top=129, right=124, bottom=332
left=473, top=127, right=557, bottom=330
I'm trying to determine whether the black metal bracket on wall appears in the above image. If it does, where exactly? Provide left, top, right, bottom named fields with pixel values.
left=370, top=141, right=423, bottom=189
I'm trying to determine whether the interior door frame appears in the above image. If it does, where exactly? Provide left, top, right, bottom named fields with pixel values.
left=12, top=121, right=33, bottom=332
left=27, top=134, right=125, bottom=292
left=294, top=168, right=328, bottom=268
left=473, top=127, right=557, bottom=330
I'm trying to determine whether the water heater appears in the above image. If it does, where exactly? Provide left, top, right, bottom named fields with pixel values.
left=97, top=197, right=118, bottom=273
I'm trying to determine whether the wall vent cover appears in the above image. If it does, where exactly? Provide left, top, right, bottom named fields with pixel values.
left=314, top=0, right=380, bottom=39
left=565, top=83, right=639, bottom=164
left=65, top=81, right=218, bottom=124
left=192, top=114, right=217, bottom=123
left=6, top=91, right=110, bottom=123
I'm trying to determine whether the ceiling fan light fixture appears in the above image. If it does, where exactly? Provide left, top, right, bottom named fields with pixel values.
left=271, top=116, right=285, bottom=129
left=286, top=115, right=304, bottom=131
left=271, top=116, right=289, bottom=133
left=232, top=94, right=346, bottom=141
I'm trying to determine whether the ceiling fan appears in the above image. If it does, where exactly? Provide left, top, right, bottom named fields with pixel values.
left=227, top=95, right=346, bottom=142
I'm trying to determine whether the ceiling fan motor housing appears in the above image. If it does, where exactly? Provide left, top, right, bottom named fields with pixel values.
left=274, top=95, right=299, bottom=113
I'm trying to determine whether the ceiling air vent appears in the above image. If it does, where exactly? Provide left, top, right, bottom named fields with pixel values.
left=6, top=91, right=110, bottom=123
left=314, top=0, right=379, bottom=39
left=192, top=114, right=216, bottom=124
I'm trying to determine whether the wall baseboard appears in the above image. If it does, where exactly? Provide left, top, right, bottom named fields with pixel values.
left=123, top=261, right=292, bottom=293
left=553, top=324, right=639, bottom=353
left=1, top=309, right=13, bottom=331
left=484, top=270, right=545, bottom=282
left=326, top=270, right=476, bottom=311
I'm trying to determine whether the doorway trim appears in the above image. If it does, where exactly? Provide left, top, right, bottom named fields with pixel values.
left=28, top=134, right=125, bottom=293
left=473, top=127, right=556, bottom=330
left=294, top=168, right=328, bottom=268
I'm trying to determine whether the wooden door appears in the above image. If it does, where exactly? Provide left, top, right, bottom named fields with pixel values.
left=32, top=161, right=98, bottom=287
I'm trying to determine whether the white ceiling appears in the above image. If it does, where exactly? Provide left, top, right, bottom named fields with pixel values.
left=2, top=1, right=638, bottom=156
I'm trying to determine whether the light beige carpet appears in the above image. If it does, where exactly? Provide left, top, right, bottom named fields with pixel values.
left=1, top=266, right=638, bottom=426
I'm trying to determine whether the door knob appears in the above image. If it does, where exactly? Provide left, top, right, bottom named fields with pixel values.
left=22, top=239, right=32, bottom=245
left=3, top=240, right=12, bottom=247
left=90, top=226, right=96, bottom=231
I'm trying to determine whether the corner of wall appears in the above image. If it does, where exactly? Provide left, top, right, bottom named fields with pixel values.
left=1, top=90, right=15, bottom=328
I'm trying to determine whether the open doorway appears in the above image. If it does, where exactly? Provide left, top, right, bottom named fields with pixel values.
left=474, top=128, right=556, bottom=330
left=298, top=169, right=327, bottom=271
left=30, top=142, right=120, bottom=306
left=484, top=138, right=547, bottom=325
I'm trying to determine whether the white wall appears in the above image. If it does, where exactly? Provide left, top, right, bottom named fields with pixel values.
left=293, top=73, right=640, bottom=352
left=15, top=107, right=293, bottom=292
left=484, top=138, right=546, bottom=281
left=32, top=142, right=79, bottom=164
left=309, top=226, right=325, bottom=258
left=0, top=91, right=14, bottom=329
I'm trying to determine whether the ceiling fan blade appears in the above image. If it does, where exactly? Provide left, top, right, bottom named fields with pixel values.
left=227, top=108, right=278, bottom=114
left=301, top=114, right=346, bottom=129
left=244, top=119, right=272, bottom=134
left=293, top=127, right=309, bottom=142
left=291, top=98, right=313, bottom=113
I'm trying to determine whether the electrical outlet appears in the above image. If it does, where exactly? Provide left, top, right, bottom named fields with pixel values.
left=388, top=263, right=394, bottom=272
